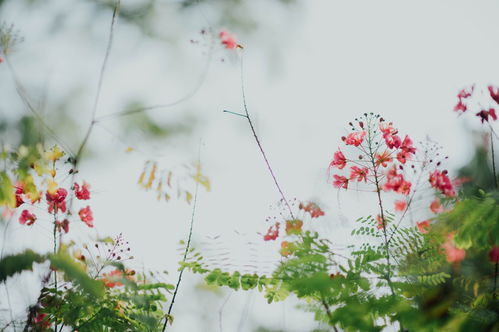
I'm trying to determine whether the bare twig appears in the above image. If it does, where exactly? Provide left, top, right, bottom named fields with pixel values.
left=162, top=148, right=202, bottom=331
left=73, top=0, right=121, bottom=167
left=237, top=54, right=295, bottom=219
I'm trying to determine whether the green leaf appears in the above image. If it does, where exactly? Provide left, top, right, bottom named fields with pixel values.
left=0, top=250, right=46, bottom=281
left=49, top=253, right=105, bottom=298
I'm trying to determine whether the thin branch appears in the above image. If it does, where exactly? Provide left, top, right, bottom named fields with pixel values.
left=238, top=54, right=295, bottom=219
left=162, top=150, right=201, bottom=331
left=73, top=0, right=120, bottom=167
left=95, top=29, right=215, bottom=122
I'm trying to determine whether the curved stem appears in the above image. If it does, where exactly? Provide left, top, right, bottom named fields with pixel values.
left=238, top=55, right=294, bottom=219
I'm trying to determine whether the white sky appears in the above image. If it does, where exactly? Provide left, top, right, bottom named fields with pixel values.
left=1, top=0, right=499, bottom=331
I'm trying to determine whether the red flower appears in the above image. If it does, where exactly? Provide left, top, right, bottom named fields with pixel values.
left=376, top=214, right=386, bottom=230
left=442, top=233, right=465, bottom=263
left=416, top=220, right=431, bottom=234
left=475, top=108, right=497, bottom=123
left=488, top=85, right=499, bottom=104
left=454, top=86, right=474, bottom=114
left=79, top=206, right=94, bottom=228
left=332, top=175, right=349, bottom=189
left=74, top=182, right=91, bottom=200
left=56, top=219, right=70, bottom=233
left=457, top=87, right=473, bottom=99
left=15, top=183, right=24, bottom=207
left=375, top=151, right=392, bottom=167
left=219, top=31, right=238, bottom=49
left=343, top=131, right=366, bottom=147
left=46, top=188, right=68, bottom=213
left=430, top=198, right=443, bottom=214
left=19, top=209, right=36, bottom=226
left=383, top=166, right=411, bottom=195
left=34, top=313, right=50, bottom=328
left=394, top=200, right=407, bottom=212
left=349, top=166, right=368, bottom=182
left=330, top=149, right=347, bottom=169
left=384, top=134, right=401, bottom=149
left=454, top=100, right=467, bottom=113
left=263, top=222, right=279, bottom=241
left=379, top=121, right=397, bottom=136
left=400, top=135, right=416, bottom=154
left=429, top=170, right=455, bottom=197
left=489, top=245, right=499, bottom=263
left=299, top=202, right=325, bottom=218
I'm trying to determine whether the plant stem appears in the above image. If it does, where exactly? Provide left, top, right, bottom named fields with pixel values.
left=494, top=261, right=498, bottom=300
left=238, top=55, right=295, bottom=219
left=73, top=0, right=120, bottom=168
left=491, top=131, right=497, bottom=189
left=162, top=160, right=201, bottom=331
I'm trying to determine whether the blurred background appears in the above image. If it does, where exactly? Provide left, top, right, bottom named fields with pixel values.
left=1, top=0, right=498, bottom=331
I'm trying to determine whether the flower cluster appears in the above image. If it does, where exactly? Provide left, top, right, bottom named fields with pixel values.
left=12, top=146, right=95, bottom=233
left=453, top=85, right=498, bottom=123
left=262, top=201, right=325, bottom=242
left=329, top=114, right=456, bottom=229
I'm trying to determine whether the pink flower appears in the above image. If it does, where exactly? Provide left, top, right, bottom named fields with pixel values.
left=430, top=198, right=444, bottom=214
left=79, top=206, right=94, bottom=228
left=441, top=233, right=465, bottom=263
left=34, top=313, right=50, bottom=328
left=396, top=151, right=410, bottom=164
left=454, top=86, right=474, bottom=113
left=488, top=85, right=499, bottom=104
left=383, top=166, right=411, bottom=195
left=475, top=108, right=497, bottom=123
left=332, top=175, right=349, bottom=189
left=56, top=219, right=70, bottom=233
left=349, top=166, right=368, bottom=182
left=263, top=222, right=279, bottom=241
left=489, top=245, right=499, bottom=263
left=219, top=31, right=238, bottom=49
left=19, top=209, right=36, bottom=226
left=454, top=100, right=467, bottom=113
left=429, top=170, right=455, bottom=197
left=384, top=134, right=401, bottom=149
left=330, top=149, right=347, bottom=169
left=343, top=131, right=366, bottom=147
left=74, top=182, right=91, bottom=200
left=376, top=214, right=386, bottom=230
left=400, top=135, right=416, bottom=154
left=46, top=188, right=68, bottom=213
left=416, top=220, right=431, bottom=234
left=379, top=121, right=398, bottom=136
left=375, top=151, right=392, bottom=167
left=457, top=87, right=473, bottom=99
left=394, top=200, right=407, bottom=212
left=299, top=202, right=325, bottom=218
left=15, top=183, right=24, bottom=207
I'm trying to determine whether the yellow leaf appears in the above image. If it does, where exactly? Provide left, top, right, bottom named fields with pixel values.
left=473, top=282, right=479, bottom=297
left=192, top=163, right=210, bottom=192
left=47, top=179, right=58, bottom=195
left=145, top=163, right=157, bottom=190
left=45, top=145, right=65, bottom=162
left=185, top=191, right=193, bottom=204
left=125, top=146, right=134, bottom=153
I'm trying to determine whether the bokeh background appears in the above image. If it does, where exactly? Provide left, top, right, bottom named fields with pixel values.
left=1, top=0, right=499, bottom=331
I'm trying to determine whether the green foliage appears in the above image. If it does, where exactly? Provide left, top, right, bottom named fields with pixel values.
left=0, top=250, right=46, bottom=282
left=49, top=253, right=105, bottom=298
